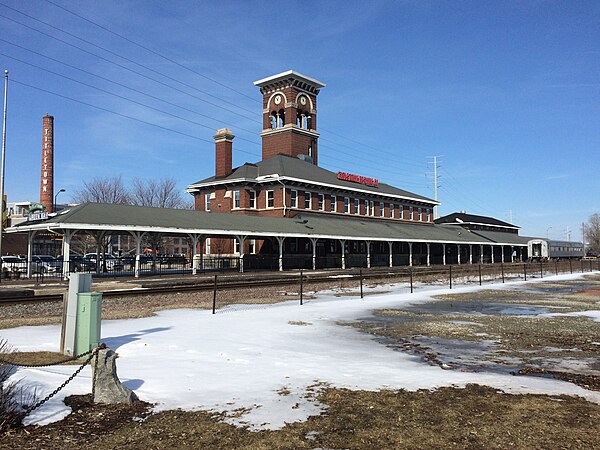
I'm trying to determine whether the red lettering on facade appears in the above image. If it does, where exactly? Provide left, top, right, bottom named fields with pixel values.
left=337, top=171, right=378, bottom=187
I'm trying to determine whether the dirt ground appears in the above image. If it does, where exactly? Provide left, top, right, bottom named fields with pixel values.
left=1, top=384, right=600, bottom=450
left=2, top=274, right=600, bottom=449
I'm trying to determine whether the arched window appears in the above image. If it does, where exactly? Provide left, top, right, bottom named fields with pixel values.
left=278, top=109, right=285, bottom=127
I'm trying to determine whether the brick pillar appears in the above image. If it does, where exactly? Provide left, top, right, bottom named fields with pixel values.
left=40, top=115, right=54, bottom=213
left=214, top=128, right=234, bottom=178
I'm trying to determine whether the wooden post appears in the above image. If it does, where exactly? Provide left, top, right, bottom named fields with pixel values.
left=478, top=264, right=482, bottom=286
left=501, top=263, right=505, bottom=283
left=524, top=263, right=527, bottom=281
left=449, top=265, right=452, bottom=289
left=212, top=274, right=217, bottom=314
left=410, top=269, right=413, bottom=294
left=359, top=268, right=364, bottom=299
left=300, top=270, right=303, bottom=305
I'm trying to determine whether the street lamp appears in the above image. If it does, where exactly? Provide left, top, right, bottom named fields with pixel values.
left=54, top=188, right=65, bottom=213
left=546, top=226, right=552, bottom=240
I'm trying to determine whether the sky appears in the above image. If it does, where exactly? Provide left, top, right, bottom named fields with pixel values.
left=4, top=273, right=599, bottom=428
left=0, top=0, right=598, bottom=240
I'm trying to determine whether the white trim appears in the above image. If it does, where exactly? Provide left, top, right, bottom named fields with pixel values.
left=187, top=175, right=438, bottom=206
left=267, top=91, right=288, bottom=110
left=253, top=70, right=326, bottom=89
left=448, top=221, right=520, bottom=230
left=266, top=190, right=274, bottom=209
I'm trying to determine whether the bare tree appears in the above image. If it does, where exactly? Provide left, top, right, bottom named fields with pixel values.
left=130, top=177, right=192, bottom=209
left=584, top=213, right=600, bottom=256
left=73, top=176, right=130, bottom=204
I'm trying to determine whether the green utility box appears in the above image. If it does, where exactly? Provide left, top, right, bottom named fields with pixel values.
left=74, top=292, right=103, bottom=355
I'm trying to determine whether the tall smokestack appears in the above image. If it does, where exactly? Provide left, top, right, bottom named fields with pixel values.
left=214, top=128, right=234, bottom=178
left=40, top=114, right=54, bottom=213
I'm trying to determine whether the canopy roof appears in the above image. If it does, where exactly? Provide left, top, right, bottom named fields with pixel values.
left=8, top=203, right=527, bottom=246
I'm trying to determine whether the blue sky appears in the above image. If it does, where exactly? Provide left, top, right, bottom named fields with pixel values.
left=0, top=0, right=598, bottom=241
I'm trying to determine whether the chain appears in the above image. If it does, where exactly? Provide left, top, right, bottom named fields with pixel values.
left=0, top=347, right=98, bottom=368
left=20, top=344, right=106, bottom=418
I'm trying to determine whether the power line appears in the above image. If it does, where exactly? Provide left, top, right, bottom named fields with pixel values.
left=11, top=78, right=262, bottom=158
left=0, top=11, right=257, bottom=122
left=43, top=0, right=260, bottom=104
left=0, top=2, right=259, bottom=116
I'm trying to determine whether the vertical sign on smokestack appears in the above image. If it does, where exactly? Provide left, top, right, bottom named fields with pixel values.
left=40, top=114, right=54, bottom=213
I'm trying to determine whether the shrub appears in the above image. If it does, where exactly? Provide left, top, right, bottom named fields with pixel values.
left=0, top=339, right=35, bottom=432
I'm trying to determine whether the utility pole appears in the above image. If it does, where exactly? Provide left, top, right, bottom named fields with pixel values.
left=565, top=226, right=571, bottom=242
left=581, top=222, right=586, bottom=255
left=428, top=156, right=441, bottom=219
left=0, top=70, right=8, bottom=270
left=508, top=210, right=513, bottom=225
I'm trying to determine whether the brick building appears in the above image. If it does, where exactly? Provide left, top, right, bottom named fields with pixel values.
left=187, top=71, right=438, bottom=256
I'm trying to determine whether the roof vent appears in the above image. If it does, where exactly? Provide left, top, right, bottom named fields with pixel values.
left=297, top=154, right=313, bottom=164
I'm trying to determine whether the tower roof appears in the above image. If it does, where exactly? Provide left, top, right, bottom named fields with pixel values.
left=253, top=70, right=326, bottom=94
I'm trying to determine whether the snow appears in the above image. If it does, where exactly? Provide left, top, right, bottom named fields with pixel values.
left=2, top=272, right=600, bottom=430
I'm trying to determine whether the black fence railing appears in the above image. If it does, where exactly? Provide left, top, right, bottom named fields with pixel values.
left=0, top=256, right=598, bottom=283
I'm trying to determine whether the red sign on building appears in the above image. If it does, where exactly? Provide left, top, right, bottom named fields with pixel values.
left=337, top=171, right=379, bottom=187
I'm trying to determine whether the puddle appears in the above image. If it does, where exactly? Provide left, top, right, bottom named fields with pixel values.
left=403, top=300, right=552, bottom=316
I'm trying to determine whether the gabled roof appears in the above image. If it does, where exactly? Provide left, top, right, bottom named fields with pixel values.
left=188, top=155, right=437, bottom=205
left=8, top=203, right=525, bottom=246
left=435, top=212, right=519, bottom=229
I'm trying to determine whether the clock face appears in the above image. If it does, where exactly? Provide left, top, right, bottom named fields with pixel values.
left=299, top=96, right=307, bottom=106
left=273, top=95, right=282, bottom=105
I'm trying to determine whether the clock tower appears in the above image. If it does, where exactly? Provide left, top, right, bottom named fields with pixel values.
left=254, top=70, right=325, bottom=165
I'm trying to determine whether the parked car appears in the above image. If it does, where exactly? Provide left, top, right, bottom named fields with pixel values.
left=1, top=256, right=27, bottom=273
left=83, top=253, right=124, bottom=271
left=31, top=255, right=62, bottom=274
left=57, top=254, right=97, bottom=272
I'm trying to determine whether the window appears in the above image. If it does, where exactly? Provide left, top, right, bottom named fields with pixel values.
left=305, top=192, right=311, bottom=209
left=205, top=238, right=211, bottom=255
left=409, top=206, right=413, bottom=220
left=234, top=239, right=240, bottom=255
left=267, top=190, right=274, bottom=208
left=354, top=198, right=359, bottom=214
left=370, top=200, right=375, bottom=216
left=399, top=204, right=403, bottom=219
left=344, top=197, right=350, bottom=214
left=205, top=193, right=211, bottom=211
left=364, top=199, right=369, bottom=215
left=318, top=193, right=324, bottom=211
left=379, top=201, right=384, bottom=217
left=290, top=190, right=298, bottom=208
left=248, top=239, right=256, bottom=254
left=248, top=190, right=256, bottom=209
left=174, top=238, right=180, bottom=245
left=330, top=195, right=336, bottom=212
left=234, top=190, right=240, bottom=208
left=426, top=209, right=431, bottom=222
left=418, top=207, right=422, bottom=221
left=390, top=204, right=395, bottom=218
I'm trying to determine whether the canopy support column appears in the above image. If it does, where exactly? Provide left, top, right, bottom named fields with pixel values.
left=276, top=237, right=285, bottom=272
left=188, top=234, right=201, bottom=275
left=442, top=243, right=446, bottom=265
left=27, top=230, right=38, bottom=279
left=469, top=245, right=473, bottom=264
left=236, top=235, right=246, bottom=273
left=458, top=244, right=462, bottom=265
left=61, top=230, right=75, bottom=280
left=310, top=238, right=318, bottom=270
left=480, top=244, right=484, bottom=263
left=426, top=243, right=431, bottom=267
left=388, top=241, right=393, bottom=268
left=409, top=242, right=413, bottom=267
left=491, top=245, right=495, bottom=264
left=340, top=239, right=346, bottom=269
left=366, top=240, right=371, bottom=269
left=129, top=231, right=146, bottom=278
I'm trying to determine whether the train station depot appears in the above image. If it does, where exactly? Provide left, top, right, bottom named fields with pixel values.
left=7, top=71, right=535, bottom=277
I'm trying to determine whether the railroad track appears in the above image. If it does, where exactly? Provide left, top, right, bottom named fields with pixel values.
left=0, top=262, right=589, bottom=306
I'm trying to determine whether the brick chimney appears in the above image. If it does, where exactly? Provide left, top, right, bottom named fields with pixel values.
left=40, top=114, right=54, bottom=213
left=214, top=128, right=234, bottom=178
